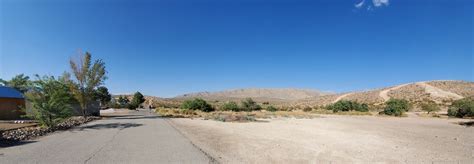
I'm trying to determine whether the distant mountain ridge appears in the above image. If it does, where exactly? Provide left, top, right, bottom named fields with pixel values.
left=176, top=88, right=331, bottom=101
left=295, top=80, right=474, bottom=106
left=115, top=80, right=474, bottom=108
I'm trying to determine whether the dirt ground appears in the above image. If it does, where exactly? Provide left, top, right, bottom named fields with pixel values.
left=170, top=115, right=474, bottom=163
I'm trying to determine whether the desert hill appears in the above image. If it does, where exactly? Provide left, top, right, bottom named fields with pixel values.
left=295, top=80, right=474, bottom=107
left=114, top=80, right=473, bottom=108
left=175, top=88, right=330, bottom=103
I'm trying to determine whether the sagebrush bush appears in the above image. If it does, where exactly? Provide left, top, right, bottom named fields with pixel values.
left=383, top=99, right=409, bottom=116
left=221, top=102, right=240, bottom=111
left=303, top=106, right=313, bottom=112
left=420, top=100, right=440, bottom=114
left=447, top=98, right=474, bottom=118
left=326, top=100, right=369, bottom=113
left=181, top=98, right=214, bottom=112
left=266, top=106, right=278, bottom=112
left=241, top=98, right=261, bottom=111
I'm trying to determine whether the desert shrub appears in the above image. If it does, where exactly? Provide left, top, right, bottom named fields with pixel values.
left=240, top=98, right=261, bottom=111
left=221, top=102, right=240, bottom=111
left=181, top=98, right=214, bottom=112
left=447, top=98, right=474, bottom=118
left=207, top=113, right=256, bottom=122
left=303, top=106, right=313, bottom=112
left=266, top=106, right=278, bottom=112
left=420, top=100, right=440, bottom=114
left=326, top=100, right=369, bottom=113
left=383, top=99, right=409, bottom=117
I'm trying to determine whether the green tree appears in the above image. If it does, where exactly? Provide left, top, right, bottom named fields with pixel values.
left=66, top=52, right=107, bottom=117
left=118, top=96, right=130, bottom=107
left=94, top=86, right=112, bottom=107
left=420, top=100, right=440, bottom=114
left=129, top=92, right=145, bottom=110
left=383, top=99, right=410, bottom=116
left=221, top=102, right=239, bottom=111
left=447, top=98, right=474, bottom=118
left=181, top=98, right=214, bottom=112
left=26, top=75, right=74, bottom=128
left=241, top=98, right=261, bottom=111
left=0, top=74, right=31, bottom=93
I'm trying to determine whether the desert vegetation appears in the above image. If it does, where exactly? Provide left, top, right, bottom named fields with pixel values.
left=381, top=99, right=410, bottom=116
left=447, top=97, right=474, bottom=118
left=181, top=98, right=214, bottom=112
left=419, top=100, right=441, bottom=114
left=325, top=100, right=369, bottom=113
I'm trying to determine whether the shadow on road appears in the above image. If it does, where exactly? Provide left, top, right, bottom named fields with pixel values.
left=77, top=123, right=143, bottom=131
left=102, top=115, right=162, bottom=120
left=0, top=140, right=37, bottom=148
left=458, top=121, right=474, bottom=127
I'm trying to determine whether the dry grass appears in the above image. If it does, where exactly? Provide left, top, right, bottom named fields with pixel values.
left=156, top=107, right=374, bottom=122
left=156, top=108, right=203, bottom=118
left=310, top=109, right=372, bottom=116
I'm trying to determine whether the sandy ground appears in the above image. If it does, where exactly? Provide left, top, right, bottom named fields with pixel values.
left=170, top=115, right=474, bottom=163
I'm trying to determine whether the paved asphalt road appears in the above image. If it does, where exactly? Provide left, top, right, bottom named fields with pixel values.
left=0, top=110, right=212, bottom=164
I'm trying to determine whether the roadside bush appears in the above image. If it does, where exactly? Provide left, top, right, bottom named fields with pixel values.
left=447, top=98, right=474, bottom=118
left=181, top=98, right=214, bottom=112
left=221, top=102, right=240, bottom=111
left=326, top=100, right=369, bottom=113
left=383, top=99, right=409, bottom=117
left=26, top=75, right=74, bottom=128
left=420, top=100, right=440, bottom=114
left=240, top=98, right=261, bottom=111
left=303, top=106, right=313, bottom=112
left=266, top=106, right=278, bottom=112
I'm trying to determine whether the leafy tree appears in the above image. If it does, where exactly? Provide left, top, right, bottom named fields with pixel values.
left=181, top=98, right=214, bottom=112
left=383, top=99, right=410, bottom=116
left=447, top=98, right=474, bottom=118
left=118, top=96, right=130, bottom=107
left=66, top=52, right=107, bottom=117
left=128, top=92, right=145, bottom=110
left=420, top=100, right=440, bottom=114
left=0, top=74, right=31, bottom=93
left=26, top=75, right=74, bottom=127
left=94, top=86, right=112, bottom=107
left=241, top=98, right=261, bottom=111
left=221, top=102, right=239, bottom=111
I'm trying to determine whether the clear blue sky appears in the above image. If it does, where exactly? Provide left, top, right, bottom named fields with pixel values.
left=1, top=0, right=473, bottom=97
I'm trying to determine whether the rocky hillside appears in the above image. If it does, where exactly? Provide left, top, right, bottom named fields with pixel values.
left=114, top=80, right=473, bottom=108
left=296, top=80, right=474, bottom=107
left=175, top=88, right=330, bottom=103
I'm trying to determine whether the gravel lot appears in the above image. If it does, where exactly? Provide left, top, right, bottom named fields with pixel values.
left=171, top=115, right=474, bottom=163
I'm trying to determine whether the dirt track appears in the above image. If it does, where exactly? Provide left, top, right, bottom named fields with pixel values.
left=171, top=115, right=474, bottom=163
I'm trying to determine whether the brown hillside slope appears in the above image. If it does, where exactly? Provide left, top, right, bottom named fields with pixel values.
left=175, top=88, right=330, bottom=103
left=295, top=80, right=473, bottom=106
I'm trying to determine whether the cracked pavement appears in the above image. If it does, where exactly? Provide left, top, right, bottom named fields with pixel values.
left=0, top=110, right=211, bottom=164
